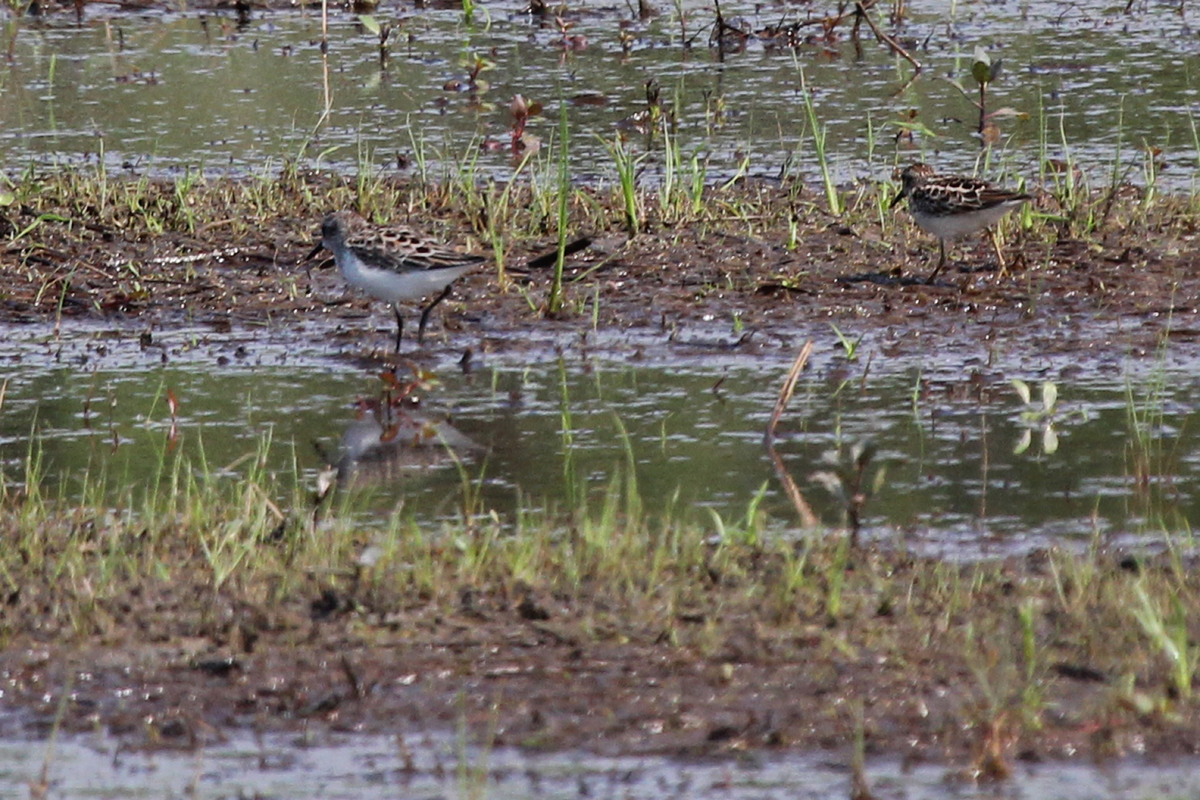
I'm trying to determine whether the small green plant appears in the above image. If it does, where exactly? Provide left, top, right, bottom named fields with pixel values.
left=830, top=323, right=862, bottom=361
left=1124, top=319, right=1179, bottom=505
left=1011, top=379, right=1059, bottom=455
left=961, top=618, right=1016, bottom=781
left=970, top=45, right=1002, bottom=141
left=1018, top=598, right=1044, bottom=729
left=909, top=366, right=924, bottom=424
left=824, top=534, right=850, bottom=618
left=707, top=480, right=769, bottom=546
left=604, top=135, right=645, bottom=235
left=1140, top=141, right=1162, bottom=212
left=455, top=694, right=499, bottom=800
left=407, top=120, right=431, bottom=186
left=357, top=14, right=398, bottom=67
left=172, top=167, right=200, bottom=233
left=686, top=150, right=708, bottom=216
left=660, top=112, right=680, bottom=220
left=938, top=45, right=1025, bottom=153
left=1045, top=103, right=1091, bottom=231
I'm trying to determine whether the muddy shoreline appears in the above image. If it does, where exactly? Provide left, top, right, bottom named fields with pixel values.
left=2, top=182, right=1196, bottom=359
left=3, top=172, right=1200, bottom=770
left=5, top=548, right=1200, bottom=768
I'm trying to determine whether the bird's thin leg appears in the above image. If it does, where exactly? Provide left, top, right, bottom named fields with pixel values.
left=417, top=284, right=456, bottom=345
left=393, top=305, right=405, bottom=353
left=986, top=228, right=1007, bottom=277
left=926, top=238, right=947, bottom=284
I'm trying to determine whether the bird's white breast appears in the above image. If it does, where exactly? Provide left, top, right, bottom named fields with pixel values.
left=912, top=199, right=1026, bottom=241
left=334, top=247, right=474, bottom=303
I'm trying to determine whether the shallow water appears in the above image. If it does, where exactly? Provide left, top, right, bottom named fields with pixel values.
left=1, top=323, right=1196, bottom=559
left=3, top=730, right=1200, bottom=799
left=1, top=0, right=1198, bottom=186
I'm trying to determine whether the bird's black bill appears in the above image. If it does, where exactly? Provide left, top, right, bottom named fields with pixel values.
left=305, top=241, right=325, bottom=261
left=887, top=191, right=905, bottom=210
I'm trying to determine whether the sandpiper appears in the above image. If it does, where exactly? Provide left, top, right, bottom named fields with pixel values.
left=306, top=210, right=485, bottom=351
left=890, top=163, right=1032, bottom=283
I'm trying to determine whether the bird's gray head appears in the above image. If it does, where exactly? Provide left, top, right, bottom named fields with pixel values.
left=307, top=211, right=363, bottom=261
left=321, top=210, right=364, bottom=242
left=889, top=163, right=937, bottom=209
left=320, top=213, right=341, bottom=242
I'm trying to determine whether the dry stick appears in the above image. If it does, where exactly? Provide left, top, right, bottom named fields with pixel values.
left=763, top=340, right=820, bottom=528
left=984, top=228, right=1008, bottom=277
left=710, top=0, right=747, bottom=52
left=890, top=69, right=921, bottom=100
left=765, top=340, right=812, bottom=441
left=977, top=74, right=990, bottom=141
left=854, top=2, right=921, bottom=71
left=316, top=0, right=332, bottom=127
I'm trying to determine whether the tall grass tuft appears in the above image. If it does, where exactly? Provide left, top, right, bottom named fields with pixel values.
left=604, top=135, right=644, bottom=235
left=799, top=68, right=842, bottom=216
left=546, top=101, right=571, bottom=315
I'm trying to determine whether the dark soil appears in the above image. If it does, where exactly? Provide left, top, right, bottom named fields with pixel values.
left=3, top=174, right=1200, bottom=769
left=5, top=548, right=1200, bottom=769
left=2, top=180, right=1197, bottom=360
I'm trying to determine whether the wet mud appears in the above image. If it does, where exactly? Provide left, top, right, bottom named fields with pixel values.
left=5, top=549, right=1200, bottom=768
left=1, top=181, right=1195, bottom=362
left=3, top=176, right=1200, bottom=768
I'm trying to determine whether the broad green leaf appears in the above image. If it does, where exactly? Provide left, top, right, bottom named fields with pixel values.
left=1041, top=382, right=1058, bottom=412
left=971, top=46, right=992, bottom=85
left=1011, top=379, right=1031, bottom=405
left=358, top=14, right=381, bottom=35
left=972, top=60, right=992, bottom=85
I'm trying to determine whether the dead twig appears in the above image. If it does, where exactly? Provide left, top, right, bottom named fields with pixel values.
left=763, top=341, right=820, bottom=528
left=854, top=2, right=921, bottom=71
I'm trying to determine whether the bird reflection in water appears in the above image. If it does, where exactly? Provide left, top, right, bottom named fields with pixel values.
left=315, top=368, right=481, bottom=496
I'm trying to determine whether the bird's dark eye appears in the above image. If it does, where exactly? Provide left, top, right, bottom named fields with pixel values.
left=321, top=218, right=337, bottom=237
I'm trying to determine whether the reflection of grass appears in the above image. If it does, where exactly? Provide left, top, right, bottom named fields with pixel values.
left=1123, top=313, right=1191, bottom=539
left=456, top=692, right=498, bottom=800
